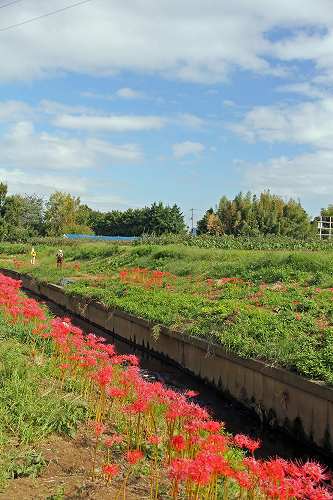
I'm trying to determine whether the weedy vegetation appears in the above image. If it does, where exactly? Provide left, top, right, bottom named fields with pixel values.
left=0, top=273, right=331, bottom=499
left=1, top=239, right=333, bottom=384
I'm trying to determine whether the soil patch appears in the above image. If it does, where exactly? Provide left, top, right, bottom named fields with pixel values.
left=0, top=427, right=148, bottom=500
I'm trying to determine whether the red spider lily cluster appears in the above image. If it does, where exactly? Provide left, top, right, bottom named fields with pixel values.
left=12, top=258, right=24, bottom=270
left=73, top=262, right=81, bottom=271
left=0, top=273, right=332, bottom=499
left=119, top=267, right=176, bottom=289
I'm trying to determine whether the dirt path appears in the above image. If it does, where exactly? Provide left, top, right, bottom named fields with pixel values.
left=1, top=430, right=149, bottom=500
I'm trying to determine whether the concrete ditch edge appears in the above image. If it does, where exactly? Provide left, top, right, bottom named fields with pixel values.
left=2, top=267, right=332, bottom=456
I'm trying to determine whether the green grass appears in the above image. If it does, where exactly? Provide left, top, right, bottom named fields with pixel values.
left=138, top=233, right=333, bottom=251
left=1, top=241, right=333, bottom=384
left=0, top=313, right=88, bottom=490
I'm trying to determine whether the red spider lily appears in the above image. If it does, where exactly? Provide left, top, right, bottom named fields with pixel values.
left=198, top=451, right=234, bottom=478
left=200, top=420, right=223, bottom=433
left=188, top=435, right=203, bottom=447
left=169, top=458, right=191, bottom=481
left=170, top=435, right=186, bottom=452
left=119, top=267, right=177, bottom=289
left=148, top=435, right=160, bottom=445
left=125, top=449, right=144, bottom=465
left=234, top=434, right=261, bottom=455
left=302, top=461, right=331, bottom=483
left=201, top=434, right=229, bottom=454
left=93, top=366, right=113, bottom=387
left=234, top=470, right=253, bottom=489
left=59, top=363, right=70, bottom=371
left=102, top=463, right=119, bottom=477
left=243, top=457, right=262, bottom=475
left=123, top=398, right=149, bottom=415
left=184, top=390, right=199, bottom=398
left=111, top=354, right=139, bottom=366
left=307, top=486, right=333, bottom=500
left=104, top=434, right=123, bottom=447
left=92, top=421, right=105, bottom=437
left=107, top=387, right=127, bottom=399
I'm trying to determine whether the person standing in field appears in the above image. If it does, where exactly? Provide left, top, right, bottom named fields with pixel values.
left=56, top=249, right=64, bottom=269
left=30, top=247, right=36, bottom=265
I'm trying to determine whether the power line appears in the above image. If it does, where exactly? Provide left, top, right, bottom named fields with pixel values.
left=0, top=0, right=25, bottom=10
left=0, top=0, right=93, bottom=32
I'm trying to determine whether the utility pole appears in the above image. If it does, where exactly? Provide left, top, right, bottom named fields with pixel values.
left=190, top=208, right=195, bottom=233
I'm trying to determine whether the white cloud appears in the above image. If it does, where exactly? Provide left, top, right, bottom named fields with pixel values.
left=223, top=99, right=236, bottom=107
left=39, top=99, right=93, bottom=115
left=0, top=98, right=205, bottom=134
left=276, top=83, right=326, bottom=99
left=2, top=0, right=333, bottom=83
left=175, top=113, right=205, bottom=129
left=115, top=87, right=145, bottom=99
left=81, top=88, right=145, bottom=101
left=1, top=168, right=88, bottom=196
left=229, top=97, right=333, bottom=148
left=80, top=91, right=112, bottom=100
left=0, top=121, right=143, bottom=170
left=245, top=150, right=333, bottom=199
left=172, top=141, right=205, bottom=159
left=81, top=193, right=132, bottom=211
left=85, top=139, right=142, bottom=161
left=0, top=101, right=33, bottom=121
left=54, top=113, right=166, bottom=132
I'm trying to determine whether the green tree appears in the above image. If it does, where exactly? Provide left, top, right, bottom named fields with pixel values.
left=0, top=182, right=8, bottom=218
left=197, top=208, right=213, bottom=234
left=321, top=204, right=333, bottom=217
left=45, top=192, right=85, bottom=236
left=91, top=202, right=185, bottom=236
left=202, top=191, right=312, bottom=239
left=0, top=192, right=44, bottom=241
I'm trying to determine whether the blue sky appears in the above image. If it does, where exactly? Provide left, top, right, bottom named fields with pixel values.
left=0, top=1, right=333, bottom=226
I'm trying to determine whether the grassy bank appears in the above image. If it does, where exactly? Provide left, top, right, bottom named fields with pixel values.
left=1, top=273, right=331, bottom=499
left=1, top=241, right=333, bottom=384
left=0, top=314, right=88, bottom=493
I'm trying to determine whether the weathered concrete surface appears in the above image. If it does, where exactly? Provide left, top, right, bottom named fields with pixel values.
left=2, top=268, right=333, bottom=455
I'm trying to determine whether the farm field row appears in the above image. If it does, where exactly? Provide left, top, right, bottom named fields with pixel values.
left=0, top=273, right=332, bottom=499
left=1, top=240, right=333, bottom=384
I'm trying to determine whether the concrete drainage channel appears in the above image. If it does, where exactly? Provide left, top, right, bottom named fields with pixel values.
left=1, top=268, right=333, bottom=465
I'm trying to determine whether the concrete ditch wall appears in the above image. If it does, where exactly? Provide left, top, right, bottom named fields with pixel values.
left=2, top=268, right=333, bottom=456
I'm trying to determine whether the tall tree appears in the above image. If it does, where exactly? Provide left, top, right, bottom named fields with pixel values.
left=207, top=213, right=224, bottom=235
left=45, top=191, right=82, bottom=236
left=197, top=208, right=214, bottom=235
left=199, top=191, right=312, bottom=239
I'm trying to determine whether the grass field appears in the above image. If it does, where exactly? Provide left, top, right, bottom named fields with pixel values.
left=1, top=240, right=333, bottom=384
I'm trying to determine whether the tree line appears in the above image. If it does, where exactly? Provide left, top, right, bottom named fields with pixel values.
left=0, top=181, right=329, bottom=241
left=0, top=183, right=185, bottom=241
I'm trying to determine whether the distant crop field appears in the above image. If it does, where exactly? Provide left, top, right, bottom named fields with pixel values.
left=1, top=239, right=333, bottom=384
